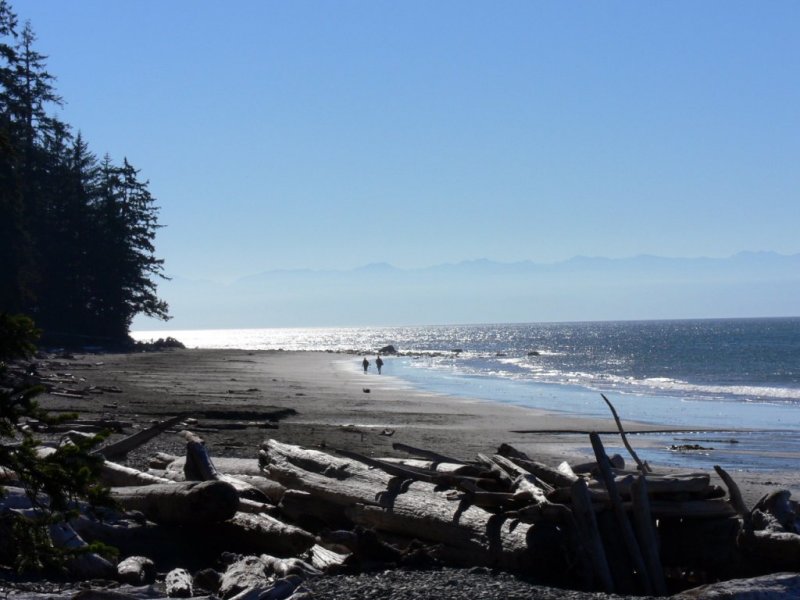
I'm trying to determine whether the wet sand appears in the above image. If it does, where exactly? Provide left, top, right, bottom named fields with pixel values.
left=38, top=348, right=799, bottom=508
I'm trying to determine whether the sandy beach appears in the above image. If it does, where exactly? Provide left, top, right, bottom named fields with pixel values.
left=35, top=347, right=798, bottom=509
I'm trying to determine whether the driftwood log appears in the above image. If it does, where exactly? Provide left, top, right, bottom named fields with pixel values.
left=261, top=439, right=540, bottom=571
left=110, top=481, right=239, bottom=525
left=116, top=555, right=156, bottom=585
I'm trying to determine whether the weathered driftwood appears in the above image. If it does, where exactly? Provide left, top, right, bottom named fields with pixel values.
left=110, top=480, right=239, bottom=525
left=308, top=544, right=350, bottom=572
left=260, top=553, right=322, bottom=578
left=476, top=453, right=515, bottom=488
left=165, top=567, right=193, bottom=598
left=589, top=472, right=712, bottom=497
left=48, top=521, right=116, bottom=579
left=95, top=415, right=185, bottom=460
left=149, top=452, right=180, bottom=469
left=755, top=490, right=798, bottom=532
left=601, top=393, right=652, bottom=473
left=714, top=464, right=750, bottom=518
left=345, top=497, right=535, bottom=571
left=392, top=442, right=470, bottom=464
left=378, top=457, right=483, bottom=476
left=570, top=478, right=614, bottom=594
left=183, top=431, right=269, bottom=502
left=498, top=443, right=580, bottom=489
left=116, top=555, right=156, bottom=585
left=261, top=440, right=391, bottom=505
left=218, top=555, right=270, bottom=599
left=590, top=432, right=652, bottom=594
left=99, top=460, right=173, bottom=487
left=238, top=498, right=280, bottom=516
left=278, top=489, right=353, bottom=529
left=572, top=453, right=625, bottom=474
left=213, top=512, right=316, bottom=558
left=630, top=475, right=667, bottom=596
left=262, top=440, right=537, bottom=570
left=489, top=454, right=553, bottom=502
left=334, top=447, right=490, bottom=489
left=163, top=456, right=267, bottom=478
left=72, top=513, right=309, bottom=569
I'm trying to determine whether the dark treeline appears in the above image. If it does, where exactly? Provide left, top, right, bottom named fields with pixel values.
left=0, top=1, right=168, bottom=344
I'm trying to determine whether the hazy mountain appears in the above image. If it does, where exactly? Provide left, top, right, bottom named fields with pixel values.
left=133, top=252, right=800, bottom=330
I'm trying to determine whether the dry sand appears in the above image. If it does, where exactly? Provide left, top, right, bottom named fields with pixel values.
left=38, top=348, right=798, bottom=508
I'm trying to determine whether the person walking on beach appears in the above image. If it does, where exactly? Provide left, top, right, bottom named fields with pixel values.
left=375, top=356, right=384, bottom=374
left=362, top=357, right=369, bottom=373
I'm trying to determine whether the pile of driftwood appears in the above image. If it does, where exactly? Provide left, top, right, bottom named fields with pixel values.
left=2, top=410, right=800, bottom=599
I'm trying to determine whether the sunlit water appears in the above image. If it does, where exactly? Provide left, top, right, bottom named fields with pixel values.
left=134, top=318, right=800, bottom=471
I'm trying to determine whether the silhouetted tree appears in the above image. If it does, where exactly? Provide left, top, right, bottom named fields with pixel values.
left=0, top=2, right=169, bottom=342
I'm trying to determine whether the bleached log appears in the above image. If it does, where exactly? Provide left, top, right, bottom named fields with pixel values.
left=333, top=447, right=468, bottom=486
left=261, top=440, right=391, bottom=505
left=570, top=478, right=614, bottom=594
left=572, top=453, right=625, bottom=473
left=95, top=415, right=185, bottom=460
left=110, top=480, right=239, bottom=525
left=238, top=498, right=280, bottom=516
left=260, top=553, right=322, bottom=578
left=630, top=476, right=667, bottom=596
left=99, top=461, right=173, bottom=487
left=261, top=440, right=536, bottom=570
left=150, top=451, right=180, bottom=469
left=601, top=393, right=652, bottom=473
left=755, top=489, right=796, bottom=531
left=497, top=443, right=579, bottom=488
left=589, top=472, right=712, bottom=498
left=345, top=496, right=536, bottom=570
left=307, top=544, right=349, bottom=572
left=475, top=453, right=514, bottom=488
left=183, top=432, right=268, bottom=501
left=214, top=512, right=316, bottom=557
left=219, top=555, right=270, bottom=599
left=48, top=521, right=116, bottom=579
left=377, top=457, right=483, bottom=476
left=714, top=465, right=749, bottom=517
left=166, top=456, right=266, bottom=478
left=73, top=513, right=308, bottom=565
left=278, top=489, right=352, bottom=528
left=391, top=442, right=470, bottom=464
left=489, top=454, right=552, bottom=502
left=165, top=568, right=193, bottom=598
left=116, top=555, right=156, bottom=585
left=590, top=432, right=652, bottom=594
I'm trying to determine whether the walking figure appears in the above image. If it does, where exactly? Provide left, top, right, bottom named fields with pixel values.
left=362, top=357, right=369, bottom=373
left=375, top=356, right=384, bottom=374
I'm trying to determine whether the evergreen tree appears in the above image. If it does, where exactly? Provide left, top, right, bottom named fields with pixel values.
left=0, top=2, right=169, bottom=342
left=91, top=157, right=169, bottom=339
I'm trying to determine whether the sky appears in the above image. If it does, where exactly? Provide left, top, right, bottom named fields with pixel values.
left=14, top=1, right=800, bottom=292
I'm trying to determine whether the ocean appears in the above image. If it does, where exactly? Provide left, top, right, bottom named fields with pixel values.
left=133, top=317, right=800, bottom=471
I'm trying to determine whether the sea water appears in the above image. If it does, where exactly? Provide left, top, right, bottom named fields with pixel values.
left=133, top=318, right=800, bottom=471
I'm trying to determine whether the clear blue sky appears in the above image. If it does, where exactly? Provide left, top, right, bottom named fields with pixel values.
left=16, top=1, right=800, bottom=284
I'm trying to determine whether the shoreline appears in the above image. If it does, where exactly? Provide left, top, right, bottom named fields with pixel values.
left=37, top=348, right=800, bottom=508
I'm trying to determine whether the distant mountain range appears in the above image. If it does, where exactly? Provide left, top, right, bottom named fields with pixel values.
left=133, top=252, right=800, bottom=330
